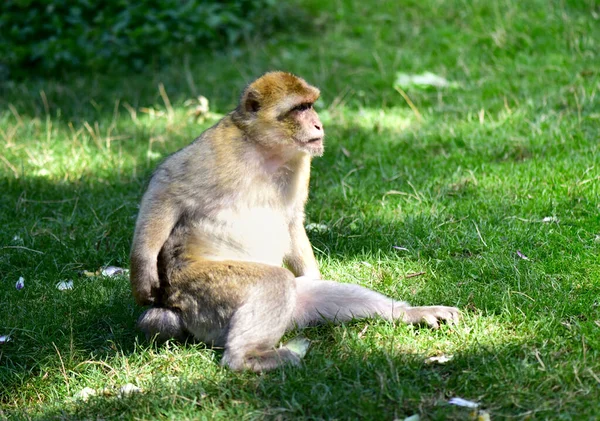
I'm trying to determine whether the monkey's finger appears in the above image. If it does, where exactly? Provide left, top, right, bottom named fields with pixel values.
left=450, top=308, right=461, bottom=325
left=441, top=307, right=460, bottom=325
left=423, top=313, right=440, bottom=329
left=429, top=306, right=460, bottom=325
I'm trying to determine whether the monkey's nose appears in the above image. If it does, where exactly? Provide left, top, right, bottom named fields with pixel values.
left=314, top=124, right=322, bottom=131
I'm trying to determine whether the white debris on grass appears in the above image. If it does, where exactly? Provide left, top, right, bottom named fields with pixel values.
left=56, top=280, right=74, bottom=291
left=147, top=150, right=161, bottom=160
left=424, top=354, right=453, bottom=364
left=101, top=266, right=129, bottom=277
left=516, top=250, right=530, bottom=260
left=283, top=336, right=310, bottom=359
left=119, top=383, right=142, bottom=397
left=15, top=277, right=24, bottom=290
left=394, top=72, right=459, bottom=89
left=0, top=335, right=11, bottom=344
left=305, top=223, right=329, bottom=233
left=448, top=397, right=479, bottom=408
left=75, top=387, right=97, bottom=402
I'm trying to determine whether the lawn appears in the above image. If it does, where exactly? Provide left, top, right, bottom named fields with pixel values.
left=1, top=0, right=599, bottom=419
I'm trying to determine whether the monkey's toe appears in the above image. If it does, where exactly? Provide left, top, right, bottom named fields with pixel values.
left=404, top=305, right=460, bottom=328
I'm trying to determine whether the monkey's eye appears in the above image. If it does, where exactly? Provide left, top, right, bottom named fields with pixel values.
left=293, top=103, right=313, bottom=112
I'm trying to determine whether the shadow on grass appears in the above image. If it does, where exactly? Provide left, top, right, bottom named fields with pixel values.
left=2, top=136, right=598, bottom=417
left=1, top=80, right=598, bottom=417
left=19, top=336, right=554, bottom=420
left=1, top=113, right=597, bottom=321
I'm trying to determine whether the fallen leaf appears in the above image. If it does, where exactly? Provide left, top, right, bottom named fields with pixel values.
left=101, top=266, right=129, bottom=277
left=75, top=387, right=97, bottom=402
left=147, top=150, right=161, bottom=160
left=357, top=324, right=369, bottom=338
left=516, top=250, right=530, bottom=260
left=119, top=383, right=141, bottom=397
left=425, top=354, right=453, bottom=364
left=83, top=270, right=99, bottom=277
left=56, top=280, right=74, bottom=291
left=477, top=410, right=491, bottom=421
left=185, top=95, right=210, bottom=121
left=448, top=397, right=479, bottom=408
left=305, top=223, right=329, bottom=233
left=394, top=72, right=459, bottom=89
left=284, top=336, right=310, bottom=358
left=405, top=271, right=426, bottom=279
left=98, top=387, right=113, bottom=396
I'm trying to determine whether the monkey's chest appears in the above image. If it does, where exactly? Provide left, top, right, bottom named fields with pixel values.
left=187, top=206, right=291, bottom=266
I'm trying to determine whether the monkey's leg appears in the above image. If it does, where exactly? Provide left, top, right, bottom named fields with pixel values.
left=155, top=259, right=308, bottom=372
left=292, top=276, right=459, bottom=329
left=220, top=267, right=306, bottom=372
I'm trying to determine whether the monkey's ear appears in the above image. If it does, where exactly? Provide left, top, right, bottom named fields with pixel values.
left=242, top=89, right=261, bottom=113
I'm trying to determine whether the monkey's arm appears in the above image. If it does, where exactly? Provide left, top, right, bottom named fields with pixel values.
left=130, top=190, right=179, bottom=305
left=284, top=220, right=321, bottom=279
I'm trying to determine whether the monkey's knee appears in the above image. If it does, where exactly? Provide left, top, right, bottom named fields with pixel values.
left=137, top=307, right=189, bottom=343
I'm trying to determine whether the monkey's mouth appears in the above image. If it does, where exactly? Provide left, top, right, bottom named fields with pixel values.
left=299, top=137, right=324, bottom=156
left=293, top=136, right=324, bottom=156
left=294, top=136, right=323, bottom=147
left=301, top=137, right=324, bottom=151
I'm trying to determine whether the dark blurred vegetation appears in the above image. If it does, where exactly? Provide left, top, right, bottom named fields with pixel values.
left=0, top=0, right=280, bottom=78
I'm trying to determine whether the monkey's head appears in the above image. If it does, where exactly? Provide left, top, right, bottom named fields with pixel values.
left=233, top=72, right=324, bottom=157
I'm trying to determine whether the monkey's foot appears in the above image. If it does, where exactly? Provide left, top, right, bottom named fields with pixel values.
left=222, top=337, right=310, bottom=372
left=403, top=306, right=460, bottom=329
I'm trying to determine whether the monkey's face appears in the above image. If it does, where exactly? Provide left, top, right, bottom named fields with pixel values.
left=285, top=102, right=324, bottom=157
left=236, top=72, right=325, bottom=157
left=251, top=103, right=324, bottom=157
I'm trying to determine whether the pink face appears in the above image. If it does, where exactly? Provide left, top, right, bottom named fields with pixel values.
left=289, top=102, right=324, bottom=156
left=236, top=73, right=325, bottom=157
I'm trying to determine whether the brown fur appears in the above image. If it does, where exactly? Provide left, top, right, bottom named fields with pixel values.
left=131, top=72, right=459, bottom=372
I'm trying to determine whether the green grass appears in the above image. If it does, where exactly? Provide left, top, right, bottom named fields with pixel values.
left=1, top=0, right=599, bottom=419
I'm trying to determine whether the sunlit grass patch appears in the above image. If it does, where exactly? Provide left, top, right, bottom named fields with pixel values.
left=1, top=0, right=600, bottom=419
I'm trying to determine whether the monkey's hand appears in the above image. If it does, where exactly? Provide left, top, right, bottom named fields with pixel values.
left=402, top=306, right=460, bottom=329
left=130, top=261, right=160, bottom=306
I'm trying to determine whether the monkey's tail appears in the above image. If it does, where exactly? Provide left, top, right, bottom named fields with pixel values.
left=137, top=307, right=190, bottom=343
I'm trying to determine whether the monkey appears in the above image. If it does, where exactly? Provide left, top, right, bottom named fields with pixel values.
left=130, top=71, right=460, bottom=372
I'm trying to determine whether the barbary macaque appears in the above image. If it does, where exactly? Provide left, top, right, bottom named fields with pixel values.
left=130, top=72, right=459, bottom=371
